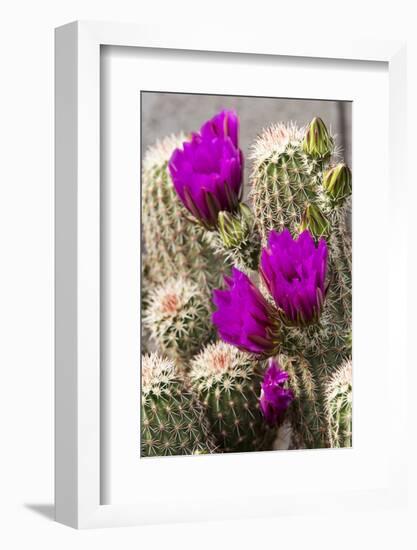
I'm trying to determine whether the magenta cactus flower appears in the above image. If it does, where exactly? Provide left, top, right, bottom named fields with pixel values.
left=260, top=229, right=328, bottom=326
left=212, top=267, right=280, bottom=356
left=199, top=109, right=239, bottom=148
left=168, top=110, right=243, bottom=229
left=259, top=359, right=294, bottom=425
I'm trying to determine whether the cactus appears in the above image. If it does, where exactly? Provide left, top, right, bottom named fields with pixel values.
left=250, top=122, right=321, bottom=244
left=189, top=342, right=275, bottom=452
left=325, top=359, right=352, bottom=448
left=143, top=277, right=214, bottom=365
left=250, top=119, right=351, bottom=321
left=141, top=353, right=217, bottom=456
left=141, top=110, right=352, bottom=454
left=142, top=134, right=227, bottom=295
left=249, top=118, right=352, bottom=448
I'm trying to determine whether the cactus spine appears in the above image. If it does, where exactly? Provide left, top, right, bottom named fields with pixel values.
left=190, top=342, right=275, bottom=452
left=250, top=119, right=352, bottom=448
left=141, top=353, right=216, bottom=456
left=143, top=277, right=214, bottom=365
left=325, top=359, right=352, bottom=448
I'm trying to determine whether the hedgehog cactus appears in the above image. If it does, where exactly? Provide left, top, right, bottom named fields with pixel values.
left=142, top=134, right=226, bottom=295
left=325, top=360, right=352, bottom=448
left=168, top=110, right=243, bottom=230
left=250, top=119, right=351, bottom=321
left=141, top=109, right=352, bottom=455
left=143, top=277, right=214, bottom=365
left=248, top=117, right=352, bottom=448
left=250, top=122, right=322, bottom=245
left=141, top=353, right=217, bottom=456
left=189, top=342, right=276, bottom=452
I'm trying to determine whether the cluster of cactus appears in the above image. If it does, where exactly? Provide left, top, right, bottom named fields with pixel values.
left=143, top=277, right=214, bottom=368
left=141, top=353, right=216, bottom=456
left=141, top=110, right=352, bottom=457
left=190, top=342, right=276, bottom=452
left=142, top=134, right=228, bottom=295
left=250, top=118, right=352, bottom=448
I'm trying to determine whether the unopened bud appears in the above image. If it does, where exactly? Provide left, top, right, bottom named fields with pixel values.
left=323, top=163, right=352, bottom=206
left=300, top=203, right=330, bottom=238
left=218, top=203, right=253, bottom=249
left=302, top=117, right=333, bottom=159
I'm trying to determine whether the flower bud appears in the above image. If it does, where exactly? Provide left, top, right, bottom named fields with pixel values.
left=323, top=163, right=352, bottom=206
left=300, top=203, right=330, bottom=238
left=259, top=359, right=294, bottom=426
left=302, top=117, right=333, bottom=159
left=218, top=203, right=253, bottom=248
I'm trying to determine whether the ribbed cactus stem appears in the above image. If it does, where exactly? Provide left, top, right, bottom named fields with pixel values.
left=143, top=278, right=214, bottom=365
left=141, top=353, right=217, bottom=456
left=275, top=300, right=351, bottom=449
left=249, top=119, right=352, bottom=449
left=281, top=347, right=350, bottom=449
left=142, top=134, right=226, bottom=295
left=250, top=122, right=323, bottom=246
left=190, top=342, right=275, bottom=452
left=250, top=120, right=351, bottom=331
left=325, top=200, right=352, bottom=325
left=325, top=359, right=352, bottom=447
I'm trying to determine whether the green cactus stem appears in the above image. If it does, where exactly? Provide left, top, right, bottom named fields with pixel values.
left=325, top=359, right=352, bottom=448
left=141, top=353, right=217, bottom=456
left=190, top=342, right=276, bottom=452
left=143, top=277, right=214, bottom=365
left=142, top=134, right=227, bottom=295
left=250, top=119, right=351, bottom=327
left=249, top=119, right=352, bottom=449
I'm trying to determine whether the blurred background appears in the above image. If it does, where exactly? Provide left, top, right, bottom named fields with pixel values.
left=141, top=92, right=352, bottom=183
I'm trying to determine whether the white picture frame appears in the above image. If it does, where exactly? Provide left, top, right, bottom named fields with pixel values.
left=55, top=21, right=407, bottom=529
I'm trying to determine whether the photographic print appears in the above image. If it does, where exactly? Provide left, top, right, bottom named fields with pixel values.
left=140, top=92, right=352, bottom=457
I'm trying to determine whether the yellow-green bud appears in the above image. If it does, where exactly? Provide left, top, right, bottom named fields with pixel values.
left=323, top=163, right=352, bottom=206
left=302, top=117, right=333, bottom=159
left=300, top=203, right=330, bottom=238
left=218, top=203, right=252, bottom=249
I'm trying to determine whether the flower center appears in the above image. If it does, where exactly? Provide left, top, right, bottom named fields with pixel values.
left=210, top=351, right=231, bottom=373
left=141, top=365, right=152, bottom=388
left=161, top=293, right=180, bottom=314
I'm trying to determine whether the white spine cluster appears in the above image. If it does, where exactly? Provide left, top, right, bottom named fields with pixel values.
left=141, top=353, right=177, bottom=396
left=190, top=341, right=255, bottom=388
left=142, top=133, right=186, bottom=176
left=144, top=277, right=213, bottom=363
left=325, top=359, right=352, bottom=406
left=250, top=122, right=305, bottom=166
left=325, top=359, right=352, bottom=447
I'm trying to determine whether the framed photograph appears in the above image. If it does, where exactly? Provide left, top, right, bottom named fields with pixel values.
left=55, top=21, right=407, bottom=528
